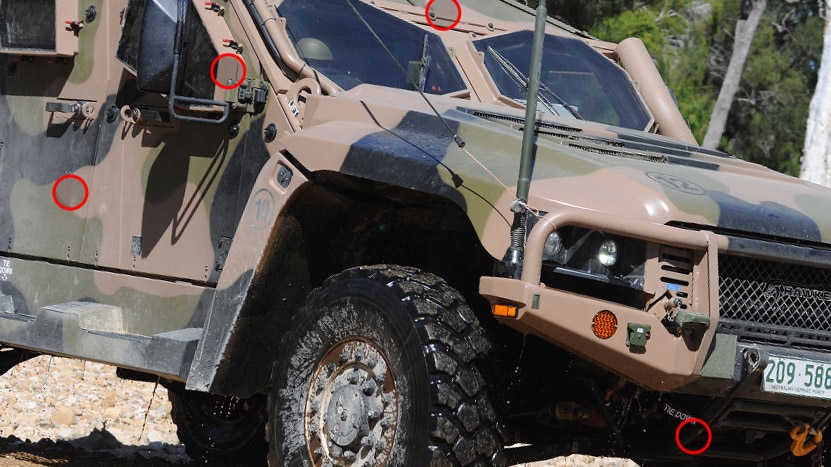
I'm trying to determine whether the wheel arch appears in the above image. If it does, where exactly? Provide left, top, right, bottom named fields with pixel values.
left=202, top=172, right=498, bottom=398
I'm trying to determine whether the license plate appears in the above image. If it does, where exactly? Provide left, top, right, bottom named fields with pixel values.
left=762, top=355, right=831, bottom=400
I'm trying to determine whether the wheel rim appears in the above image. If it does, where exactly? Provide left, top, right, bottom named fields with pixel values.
left=305, top=338, right=398, bottom=466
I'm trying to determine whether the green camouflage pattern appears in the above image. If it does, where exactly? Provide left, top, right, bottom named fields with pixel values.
left=1, top=0, right=831, bottom=406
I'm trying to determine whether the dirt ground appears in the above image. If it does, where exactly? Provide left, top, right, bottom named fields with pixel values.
left=0, top=356, right=639, bottom=467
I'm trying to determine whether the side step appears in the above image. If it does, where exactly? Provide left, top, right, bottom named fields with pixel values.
left=0, top=301, right=201, bottom=381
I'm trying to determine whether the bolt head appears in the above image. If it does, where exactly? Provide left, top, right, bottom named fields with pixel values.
left=228, top=122, right=240, bottom=138
left=363, top=380, right=377, bottom=395
left=264, top=123, right=278, bottom=142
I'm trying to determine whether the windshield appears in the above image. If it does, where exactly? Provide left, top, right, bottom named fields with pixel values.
left=474, top=31, right=652, bottom=130
left=277, top=0, right=466, bottom=95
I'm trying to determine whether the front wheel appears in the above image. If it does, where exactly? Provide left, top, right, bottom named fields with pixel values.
left=268, top=265, right=506, bottom=466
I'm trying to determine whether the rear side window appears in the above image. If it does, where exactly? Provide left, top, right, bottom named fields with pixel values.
left=0, top=0, right=56, bottom=51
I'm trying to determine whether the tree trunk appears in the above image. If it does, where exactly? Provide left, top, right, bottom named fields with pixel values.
left=801, top=2, right=831, bottom=187
left=702, top=0, right=768, bottom=149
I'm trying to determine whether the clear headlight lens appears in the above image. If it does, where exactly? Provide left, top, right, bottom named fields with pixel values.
left=597, top=239, right=618, bottom=267
left=543, top=232, right=564, bottom=262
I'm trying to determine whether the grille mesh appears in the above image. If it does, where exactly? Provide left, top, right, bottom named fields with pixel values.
left=718, top=255, right=831, bottom=349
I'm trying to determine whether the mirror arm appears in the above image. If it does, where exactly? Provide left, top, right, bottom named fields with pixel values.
left=166, top=0, right=230, bottom=125
left=168, top=51, right=230, bottom=124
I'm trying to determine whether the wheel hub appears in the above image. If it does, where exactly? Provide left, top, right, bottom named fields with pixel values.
left=326, top=384, right=369, bottom=447
left=306, top=339, right=397, bottom=466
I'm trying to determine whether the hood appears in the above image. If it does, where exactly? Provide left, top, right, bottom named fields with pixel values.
left=282, top=86, right=831, bottom=256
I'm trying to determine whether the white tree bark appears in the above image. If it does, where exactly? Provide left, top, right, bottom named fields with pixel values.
left=702, top=0, right=768, bottom=149
left=801, top=2, right=831, bottom=187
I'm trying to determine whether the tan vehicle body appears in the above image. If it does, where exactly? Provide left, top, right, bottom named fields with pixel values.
left=2, top=0, right=831, bottom=464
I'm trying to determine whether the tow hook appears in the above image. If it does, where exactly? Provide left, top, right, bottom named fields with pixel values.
left=790, top=423, right=823, bottom=457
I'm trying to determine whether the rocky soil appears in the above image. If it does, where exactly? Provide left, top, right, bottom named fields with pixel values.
left=0, top=355, right=639, bottom=466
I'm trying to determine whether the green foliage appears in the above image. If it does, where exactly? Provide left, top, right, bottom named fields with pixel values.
left=590, top=1, right=723, bottom=143
left=582, top=0, right=822, bottom=176
left=721, top=9, right=822, bottom=175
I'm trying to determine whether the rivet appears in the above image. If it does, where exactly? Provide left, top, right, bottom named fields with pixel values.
left=85, top=5, right=97, bottom=23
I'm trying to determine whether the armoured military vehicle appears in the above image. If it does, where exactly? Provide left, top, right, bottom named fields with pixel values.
left=1, top=0, right=830, bottom=465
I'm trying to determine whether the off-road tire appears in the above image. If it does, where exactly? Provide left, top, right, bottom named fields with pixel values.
left=168, top=389, right=267, bottom=465
left=268, top=264, right=506, bottom=466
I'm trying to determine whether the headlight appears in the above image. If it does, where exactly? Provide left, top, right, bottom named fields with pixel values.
left=543, top=232, right=564, bottom=263
left=537, top=227, right=646, bottom=307
left=597, top=239, right=618, bottom=267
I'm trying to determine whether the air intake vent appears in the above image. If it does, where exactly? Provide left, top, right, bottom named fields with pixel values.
left=470, top=110, right=582, bottom=134
left=659, top=246, right=694, bottom=309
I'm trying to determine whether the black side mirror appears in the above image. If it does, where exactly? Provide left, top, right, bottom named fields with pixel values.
left=137, top=0, right=229, bottom=124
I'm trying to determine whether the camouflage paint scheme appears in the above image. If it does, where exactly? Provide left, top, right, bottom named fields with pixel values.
left=0, top=0, right=830, bottom=420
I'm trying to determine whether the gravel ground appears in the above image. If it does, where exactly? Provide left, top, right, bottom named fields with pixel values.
left=0, top=355, right=640, bottom=466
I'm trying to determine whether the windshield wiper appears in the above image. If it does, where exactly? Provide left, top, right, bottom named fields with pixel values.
left=486, top=46, right=583, bottom=120
left=408, top=34, right=431, bottom=92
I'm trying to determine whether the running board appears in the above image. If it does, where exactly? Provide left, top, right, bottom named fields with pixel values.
left=0, top=301, right=201, bottom=381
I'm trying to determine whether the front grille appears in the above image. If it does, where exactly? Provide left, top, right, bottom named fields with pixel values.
left=718, top=255, right=831, bottom=349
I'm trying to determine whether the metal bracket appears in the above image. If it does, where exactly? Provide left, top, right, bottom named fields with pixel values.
left=215, top=236, right=232, bottom=271
left=674, top=310, right=710, bottom=332
left=232, top=79, right=268, bottom=114
left=626, top=323, right=651, bottom=347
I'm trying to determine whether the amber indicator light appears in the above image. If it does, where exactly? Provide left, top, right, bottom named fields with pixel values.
left=592, top=310, right=618, bottom=339
left=492, top=304, right=518, bottom=318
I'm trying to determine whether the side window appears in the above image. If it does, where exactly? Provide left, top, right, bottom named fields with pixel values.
left=0, top=0, right=78, bottom=57
left=180, top=9, right=215, bottom=99
left=116, top=0, right=146, bottom=73
left=0, top=0, right=55, bottom=50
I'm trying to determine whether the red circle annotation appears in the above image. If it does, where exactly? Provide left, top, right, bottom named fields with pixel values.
left=52, top=174, right=89, bottom=211
left=425, top=0, right=462, bottom=31
left=210, top=53, right=247, bottom=90
left=675, top=417, right=712, bottom=456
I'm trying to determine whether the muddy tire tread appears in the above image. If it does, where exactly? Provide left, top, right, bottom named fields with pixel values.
left=351, top=265, right=506, bottom=467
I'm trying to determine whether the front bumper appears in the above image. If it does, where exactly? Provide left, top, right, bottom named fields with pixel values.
left=480, top=204, right=718, bottom=392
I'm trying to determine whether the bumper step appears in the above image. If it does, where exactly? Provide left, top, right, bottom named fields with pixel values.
left=0, top=301, right=201, bottom=381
